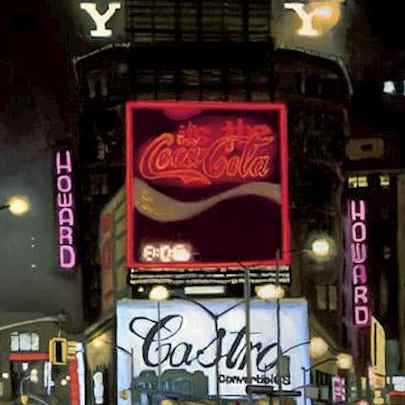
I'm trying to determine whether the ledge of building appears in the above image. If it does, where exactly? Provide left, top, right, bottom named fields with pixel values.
left=84, top=312, right=114, bottom=339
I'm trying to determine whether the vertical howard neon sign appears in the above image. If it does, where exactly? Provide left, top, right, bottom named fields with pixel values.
left=56, top=150, right=76, bottom=270
left=349, top=199, right=370, bottom=327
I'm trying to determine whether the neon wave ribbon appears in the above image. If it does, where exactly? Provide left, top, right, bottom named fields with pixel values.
left=134, top=178, right=280, bottom=223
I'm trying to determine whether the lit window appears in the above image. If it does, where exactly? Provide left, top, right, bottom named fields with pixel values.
left=358, top=176, right=368, bottom=187
left=10, top=333, right=19, bottom=352
left=379, top=175, right=390, bottom=187
left=383, top=81, right=395, bottom=94
left=10, top=332, right=40, bottom=352
left=348, top=177, right=357, bottom=189
left=348, top=176, right=368, bottom=188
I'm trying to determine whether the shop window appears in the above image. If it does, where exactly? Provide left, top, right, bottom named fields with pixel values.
left=10, top=332, right=40, bottom=352
left=316, top=285, right=337, bottom=311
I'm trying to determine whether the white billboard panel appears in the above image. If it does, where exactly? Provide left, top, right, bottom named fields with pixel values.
left=117, top=298, right=310, bottom=405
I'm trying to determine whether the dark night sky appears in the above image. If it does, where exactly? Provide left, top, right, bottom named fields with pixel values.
left=0, top=0, right=83, bottom=330
left=366, top=3, right=405, bottom=49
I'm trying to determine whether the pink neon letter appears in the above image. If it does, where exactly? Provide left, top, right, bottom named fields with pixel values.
left=354, top=306, right=369, bottom=326
left=352, top=222, right=366, bottom=242
left=57, top=193, right=73, bottom=208
left=352, top=264, right=367, bottom=285
left=350, top=200, right=365, bottom=221
left=57, top=175, right=72, bottom=193
left=56, top=150, right=72, bottom=175
left=60, top=245, right=76, bottom=268
left=59, top=227, right=73, bottom=245
left=351, top=243, right=367, bottom=263
left=354, top=286, right=368, bottom=304
left=59, top=208, right=74, bottom=227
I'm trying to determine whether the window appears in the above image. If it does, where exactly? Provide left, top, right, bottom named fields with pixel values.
left=316, top=285, right=337, bottom=311
left=10, top=332, right=40, bottom=352
left=348, top=176, right=368, bottom=188
left=383, top=81, right=395, bottom=94
left=379, top=174, right=390, bottom=187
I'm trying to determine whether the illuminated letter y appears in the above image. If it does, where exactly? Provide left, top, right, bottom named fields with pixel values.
left=80, top=2, right=121, bottom=38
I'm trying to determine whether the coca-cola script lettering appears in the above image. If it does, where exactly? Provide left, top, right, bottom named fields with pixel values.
left=138, top=119, right=275, bottom=186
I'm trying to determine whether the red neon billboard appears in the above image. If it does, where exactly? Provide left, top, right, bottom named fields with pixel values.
left=126, top=101, right=290, bottom=269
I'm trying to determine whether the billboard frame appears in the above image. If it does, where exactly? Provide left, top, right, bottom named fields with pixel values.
left=126, top=100, right=290, bottom=270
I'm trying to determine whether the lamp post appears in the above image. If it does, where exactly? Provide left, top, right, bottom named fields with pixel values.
left=149, top=286, right=245, bottom=405
left=116, top=345, right=135, bottom=404
left=299, top=353, right=353, bottom=405
left=20, top=370, right=49, bottom=405
left=94, top=338, right=135, bottom=404
left=255, top=238, right=335, bottom=405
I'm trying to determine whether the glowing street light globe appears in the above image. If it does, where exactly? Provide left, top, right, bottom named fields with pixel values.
left=256, top=284, right=285, bottom=301
left=306, top=234, right=336, bottom=263
left=336, top=353, right=353, bottom=370
left=7, top=195, right=30, bottom=216
left=310, top=337, right=329, bottom=359
left=311, top=238, right=332, bottom=258
left=149, top=285, right=170, bottom=301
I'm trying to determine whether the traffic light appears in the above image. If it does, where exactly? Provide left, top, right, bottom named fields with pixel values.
left=49, top=337, right=67, bottom=365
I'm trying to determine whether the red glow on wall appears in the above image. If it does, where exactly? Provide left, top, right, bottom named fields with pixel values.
left=126, top=101, right=290, bottom=270
left=9, top=352, right=49, bottom=361
left=69, top=358, right=80, bottom=405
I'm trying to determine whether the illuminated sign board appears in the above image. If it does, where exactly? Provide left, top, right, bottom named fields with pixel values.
left=332, top=376, right=346, bottom=403
left=55, top=150, right=76, bottom=270
left=347, top=199, right=370, bottom=327
left=284, top=1, right=343, bottom=37
left=126, top=101, right=290, bottom=269
left=370, top=317, right=386, bottom=389
left=99, top=188, right=127, bottom=313
left=117, top=298, right=309, bottom=405
left=78, top=1, right=124, bottom=40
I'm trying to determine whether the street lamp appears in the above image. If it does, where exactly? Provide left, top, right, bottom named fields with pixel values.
left=0, top=195, right=30, bottom=216
left=20, top=369, right=49, bottom=405
left=309, top=337, right=329, bottom=359
left=93, top=337, right=135, bottom=403
left=255, top=240, right=335, bottom=404
left=305, top=234, right=336, bottom=263
left=300, top=353, right=353, bottom=405
left=149, top=286, right=245, bottom=405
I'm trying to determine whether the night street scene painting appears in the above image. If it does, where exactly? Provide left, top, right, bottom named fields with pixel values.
left=1, top=0, right=405, bottom=404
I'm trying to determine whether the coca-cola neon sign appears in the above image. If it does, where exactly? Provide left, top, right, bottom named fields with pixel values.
left=126, top=101, right=290, bottom=269
left=55, top=150, right=76, bottom=270
left=138, top=119, right=274, bottom=186
left=349, top=199, right=370, bottom=327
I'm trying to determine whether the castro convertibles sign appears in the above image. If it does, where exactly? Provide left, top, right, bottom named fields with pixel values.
left=126, top=101, right=290, bottom=269
left=117, top=299, right=310, bottom=405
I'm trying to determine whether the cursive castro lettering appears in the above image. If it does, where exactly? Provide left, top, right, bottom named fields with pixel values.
left=129, top=314, right=278, bottom=372
left=138, top=119, right=274, bottom=185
